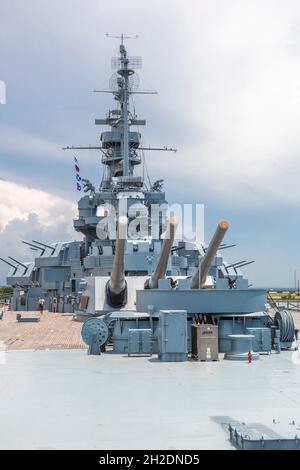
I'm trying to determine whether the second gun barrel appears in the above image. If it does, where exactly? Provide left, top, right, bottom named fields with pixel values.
left=147, top=217, right=178, bottom=289
left=191, top=220, right=229, bottom=289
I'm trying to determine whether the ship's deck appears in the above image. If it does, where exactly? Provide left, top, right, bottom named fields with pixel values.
left=0, top=310, right=86, bottom=350
left=1, top=348, right=300, bottom=449
left=1, top=309, right=300, bottom=350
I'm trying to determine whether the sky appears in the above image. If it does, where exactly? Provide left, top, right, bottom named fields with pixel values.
left=0, top=0, right=300, bottom=287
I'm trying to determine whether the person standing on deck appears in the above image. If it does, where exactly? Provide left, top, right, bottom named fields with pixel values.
left=38, top=297, right=45, bottom=315
left=52, top=296, right=58, bottom=313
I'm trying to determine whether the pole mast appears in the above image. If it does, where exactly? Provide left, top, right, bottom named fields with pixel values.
left=119, top=40, right=130, bottom=177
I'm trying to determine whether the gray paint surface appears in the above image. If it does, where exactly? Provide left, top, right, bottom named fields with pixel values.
left=136, top=288, right=266, bottom=314
left=1, top=349, right=300, bottom=449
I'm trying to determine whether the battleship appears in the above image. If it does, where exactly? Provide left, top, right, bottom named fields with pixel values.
left=1, top=36, right=300, bottom=451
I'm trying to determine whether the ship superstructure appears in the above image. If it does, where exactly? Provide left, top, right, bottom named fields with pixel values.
left=3, top=38, right=204, bottom=312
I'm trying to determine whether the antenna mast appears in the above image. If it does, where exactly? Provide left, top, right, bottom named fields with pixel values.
left=63, top=34, right=177, bottom=183
left=106, top=33, right=140, bottom=177
left=119, top=42, right=130, bottom=176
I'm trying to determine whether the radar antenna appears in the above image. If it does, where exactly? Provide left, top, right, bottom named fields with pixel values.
left=105, top=33, right=139, bottom=45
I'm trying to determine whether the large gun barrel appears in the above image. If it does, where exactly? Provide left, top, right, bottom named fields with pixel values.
left=106, top=216, right=128, bottom=308
left=191, top=220, right=229, bottom=289
left=146, top=217, right=178, bottom=289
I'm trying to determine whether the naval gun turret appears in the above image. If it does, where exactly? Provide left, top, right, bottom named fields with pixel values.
left=191, top=220, right=229, bottom=289
left=105, top=216, right=128, bottom=308
left=145, top=217, right=178, bottom=289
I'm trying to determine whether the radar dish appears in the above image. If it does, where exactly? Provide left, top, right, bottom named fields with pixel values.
left=111, top=56, right=142, bottom=70
left=109, top=72, right=140, bottom=92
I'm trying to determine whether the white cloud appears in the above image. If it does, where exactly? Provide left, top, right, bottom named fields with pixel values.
left=0, top=179, right=81, bottom=283
left=0, top=179, right=77, bottom=231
